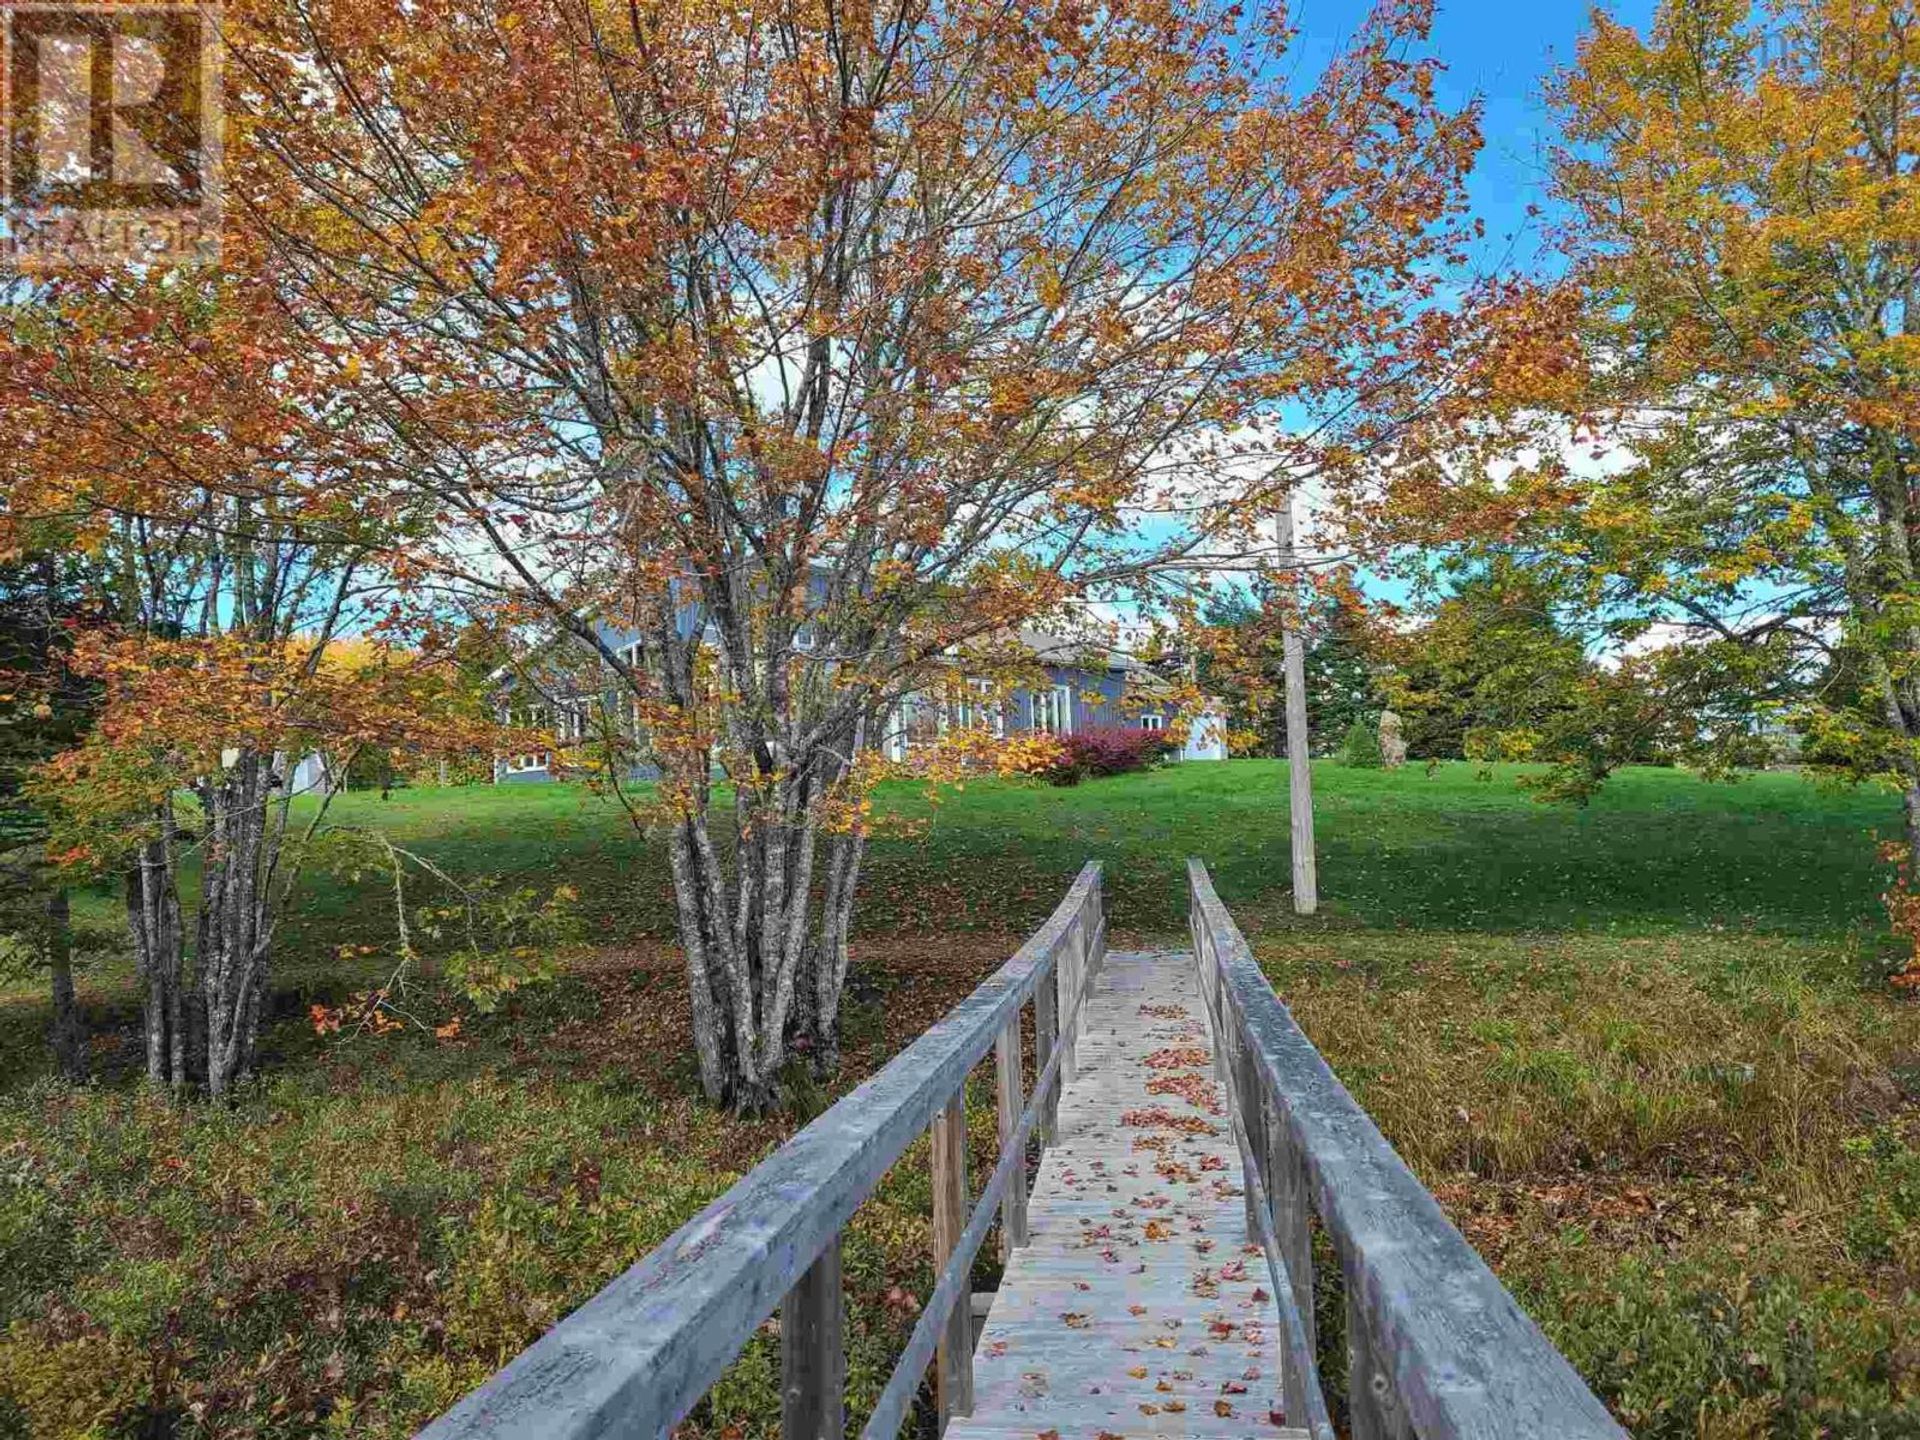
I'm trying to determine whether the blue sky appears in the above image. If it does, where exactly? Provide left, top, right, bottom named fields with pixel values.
left=1430, top=0, right=1655, bottom=264
left=1296, top=0, right=1657, bottom=268
left=1251, top=1, right=1660, bottom=614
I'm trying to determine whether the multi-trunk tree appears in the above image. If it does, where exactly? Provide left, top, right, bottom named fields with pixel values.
left=208, top=0, right=1485, bottom=1109
left=0, top=273, right=493, bottom=1096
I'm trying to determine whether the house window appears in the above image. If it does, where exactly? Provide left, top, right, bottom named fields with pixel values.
left=1031, top=684, right=1073, bottom=736
left=557, top=697, right=594, bottom=744
left=1140, top=714, right=1165, bottom=732
left=902, top=692, right=943, bottom=750
left=952, top=678, right=1004, bottom=736
left=618, top=643, right=645, bottom=738
left=883, top=701, right=910, bottom=762
left=506, top=701, right=552, bottom=773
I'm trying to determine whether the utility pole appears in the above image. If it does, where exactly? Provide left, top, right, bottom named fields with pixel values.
left=1276, top=493, right=1317, bottom=915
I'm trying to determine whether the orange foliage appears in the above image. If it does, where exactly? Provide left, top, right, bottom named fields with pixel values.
left=34, top=631, right=521, bottom=871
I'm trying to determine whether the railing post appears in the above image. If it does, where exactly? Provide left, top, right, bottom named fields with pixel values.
left=1347, top=1295, right=1413, bottom=1440
left=1267, top=1097, right=1315, bottom=1358
left=1231, top=1017, right=1262, bottom=1236
left=1089, top=878, right=1106, bottom=972
left=1210, top=956, right=1233, bottom=1096
left=931, top=1092, right=973, bottom=1427
left=1059, top=919, right=1081, bottom=1087
left=780, top=1237, right=845, bottom=1440
left=995, top=1017, right=1028, bottom=1256
left=1033, top=966, right=1058, bottom=1145
left=1194, top=916, right=1215, bottom=1015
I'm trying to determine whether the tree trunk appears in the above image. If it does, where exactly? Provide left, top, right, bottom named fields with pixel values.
left=1858, top=563, right=1920, bottom=880
left=803, top=826, right=867, bottom=1076
left=667, top=815, right=731, bottom=1104
left=198, top=753, right=277, bottom=1100
left=662, top=739, right=871, bottom=1113
left=634, top=576, right=880, bottom=1113
left=46, top=886, right=84, bottom=1082
left=126, top=826, right=185, bottom=1091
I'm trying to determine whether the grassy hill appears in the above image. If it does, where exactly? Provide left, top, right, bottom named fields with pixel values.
left=2, top=761, right=1916, bottom=1437
left=139, top=759, right=1898, bottom=975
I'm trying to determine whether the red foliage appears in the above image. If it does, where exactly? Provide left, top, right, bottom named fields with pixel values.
left=1045, top=726, right=1172, bottom=785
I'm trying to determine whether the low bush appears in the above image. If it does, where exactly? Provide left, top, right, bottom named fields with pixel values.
left=1044, top=726, right=1170, bottom=785
left=1517, top=1249, right=1920, bottom=1438
left=0, top=940, right=1027, bottom=1440
left=1337, top=715, right=1384, bottom=767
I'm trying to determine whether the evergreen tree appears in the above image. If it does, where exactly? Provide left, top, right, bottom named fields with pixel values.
left=0, top=554, right=106, bottom=1079
left=1337, top=714, right=1384, bottom=768
left=1384, top=559, right=1590, bottom=762
left=1304, top=599, right=1381, bottom=758
left=1200, top=589, right=1382, bottom=758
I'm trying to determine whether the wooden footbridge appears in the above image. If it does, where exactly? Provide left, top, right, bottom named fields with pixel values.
left=422, top=863, right=1626, bottom=1440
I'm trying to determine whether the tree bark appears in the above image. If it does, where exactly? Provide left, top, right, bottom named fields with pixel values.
left=46, top=886, right=84, bottom=1082
left=804, top=825, right=867, bottom=1076
left=198, top=752, right=277, bottom=1099
left=656, top=690, right=873, bottom=1111
left=668, top=815, right=730, bottom=1104
left=126, top=824, right=185, bottom=1091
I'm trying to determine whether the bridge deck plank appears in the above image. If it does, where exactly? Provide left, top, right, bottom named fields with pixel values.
left=953, top=950, right=1308, bottom=1440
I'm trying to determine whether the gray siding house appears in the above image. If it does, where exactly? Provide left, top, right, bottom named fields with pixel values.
left=880, top=630, right=1179, bottom=760
left=494, top=621, right=1224, bottom=783
left=495, top=613, right=670, bottom=783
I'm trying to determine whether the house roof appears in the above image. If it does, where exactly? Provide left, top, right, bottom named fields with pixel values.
left=1010, top=627, right=1154, bottom=674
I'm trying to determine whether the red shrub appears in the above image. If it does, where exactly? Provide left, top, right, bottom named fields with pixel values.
left=1045, top=725, right=1171, bottom=785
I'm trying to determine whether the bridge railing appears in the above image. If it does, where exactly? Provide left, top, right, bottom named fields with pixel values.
left=1187, top=858, right=1626, bottom=1440
left=420, top=861, right=1106, bottom=1440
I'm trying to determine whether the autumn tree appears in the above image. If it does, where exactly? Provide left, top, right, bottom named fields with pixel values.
left=154, top=0, right=1490, bottom=1110
left=0, top=272, right=499, bottom=1096
left=1415, top=1, right=1920, bottom=851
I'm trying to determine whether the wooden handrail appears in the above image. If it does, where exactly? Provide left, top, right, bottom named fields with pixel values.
left=419, top=862, right=1105, bottom=1440
left=1209, top=1027, right=1335, bottom=1440
left=858, top=941, right=1090, bottom=1440
left=1187, top=859, right=1626, bottom=1440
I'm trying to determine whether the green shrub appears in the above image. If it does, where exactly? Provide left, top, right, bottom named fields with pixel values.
left=1337, top=715, right=1383, bottom=767
left=0, top=1324, right=149, bottom=1439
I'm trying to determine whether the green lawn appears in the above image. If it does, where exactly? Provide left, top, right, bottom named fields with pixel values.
left=4, top=761, right=1918, bottom=1438
left=154, top=758, right=1898, bottom=960
left=862, top=760, right=1897, bottom=938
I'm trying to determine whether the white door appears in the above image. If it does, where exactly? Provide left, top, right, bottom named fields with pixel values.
left=1182, top=708, right=1227, bottom=761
